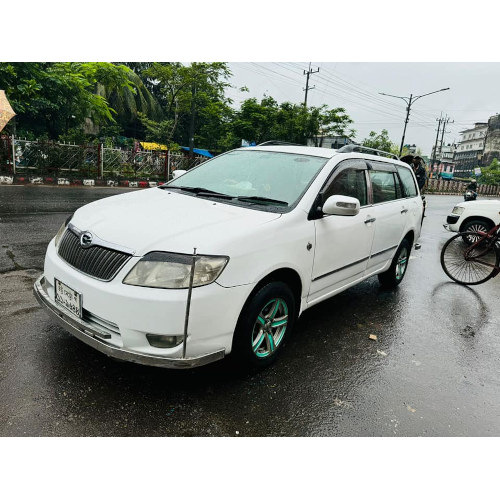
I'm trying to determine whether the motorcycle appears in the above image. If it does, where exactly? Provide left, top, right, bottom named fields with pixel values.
left=464, top=190, right=477, bottom=202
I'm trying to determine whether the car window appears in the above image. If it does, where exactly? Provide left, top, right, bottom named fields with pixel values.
left=369, top=170, right=397, bottom=204
left=397, top=166, right=418, bottom=197
left=324, top=168, right=367, bottom=206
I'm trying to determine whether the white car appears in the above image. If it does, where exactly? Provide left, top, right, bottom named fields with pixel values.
left=34, top=144, right=423, bottom=369
left=445, top=199, right=500, bottom=234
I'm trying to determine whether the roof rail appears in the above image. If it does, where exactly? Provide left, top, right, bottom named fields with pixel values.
left=257, top=140, right=304, bottom=147
left=337, top=144, right=399, bottom=160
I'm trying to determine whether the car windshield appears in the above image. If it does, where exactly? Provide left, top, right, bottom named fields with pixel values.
left=165, top=150, right=328, bottom=207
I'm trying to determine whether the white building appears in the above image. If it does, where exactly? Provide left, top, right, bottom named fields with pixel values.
left=430, top=143, right=456, bottom=177
left=453, top=122, right=487, bottom=176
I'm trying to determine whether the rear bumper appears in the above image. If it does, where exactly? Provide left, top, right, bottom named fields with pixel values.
left=33, top=276, right=225, bottom=369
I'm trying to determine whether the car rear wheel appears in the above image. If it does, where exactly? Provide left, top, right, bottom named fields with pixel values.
left=231, top=281, right=296, bottom=369
left=378, top=238, right=411, bottom=289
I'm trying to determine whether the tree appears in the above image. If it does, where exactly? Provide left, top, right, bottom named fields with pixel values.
left=479, top=158, right=500, bottom=185
left=0, top=62, right=132, bottom=139
left=137, top=62, right=233, bottom=150
left=362, top=129, right=398, bottom=154
left=231, top=97, right=354, bottom=147
left=94, top=65, right=163, bottom=138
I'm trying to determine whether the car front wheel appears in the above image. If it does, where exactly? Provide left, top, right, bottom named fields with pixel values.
left=231, top=281, right=296, bottom=369
left=461, top=219, right=493, bottom=244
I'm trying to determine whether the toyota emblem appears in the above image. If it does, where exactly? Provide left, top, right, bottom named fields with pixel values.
left=80, top=232, right=93, bottom=248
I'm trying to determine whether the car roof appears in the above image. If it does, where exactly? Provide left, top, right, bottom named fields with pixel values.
left=236, top=145, right=412, bottom=168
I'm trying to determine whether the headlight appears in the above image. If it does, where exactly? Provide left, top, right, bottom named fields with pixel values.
left=54, top=215, right=73, bottom=247
left=451, top=206, right=465, bottom=216
left=123, top=252, right=229, bottom=289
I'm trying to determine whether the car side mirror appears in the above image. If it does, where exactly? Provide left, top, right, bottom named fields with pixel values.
left=322, top=195, right=360, bottom=216
left=172, top=169, right=187, bottom=179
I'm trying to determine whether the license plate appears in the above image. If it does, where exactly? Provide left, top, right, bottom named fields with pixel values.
left=55, top=279, right=82, bottom=318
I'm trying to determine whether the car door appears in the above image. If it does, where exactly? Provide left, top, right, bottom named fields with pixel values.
left=397, top=165, right=423, bottom=232
left=308, top=159, right=375, bottom=304
left=365, top=161, right=408, bottom=274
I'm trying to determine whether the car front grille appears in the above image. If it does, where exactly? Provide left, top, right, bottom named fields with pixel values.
left=58, top=228, right=131, bottom=281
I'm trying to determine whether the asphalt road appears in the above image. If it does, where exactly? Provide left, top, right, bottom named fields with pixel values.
left=1, top=185, right=499, bottom=436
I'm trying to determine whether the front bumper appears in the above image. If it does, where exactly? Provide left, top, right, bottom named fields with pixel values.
left=444, top=214, right=461, bottom=233
left=34, top=276, right=225, bottom=368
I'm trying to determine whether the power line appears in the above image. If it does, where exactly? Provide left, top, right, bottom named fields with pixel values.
left=279, top=63, right=440, bottom=127
left=254, top=63, right=410, bottom=122
left=379, top=88, right=451, bottom=155
left=439, top=115, right=454, bottom=154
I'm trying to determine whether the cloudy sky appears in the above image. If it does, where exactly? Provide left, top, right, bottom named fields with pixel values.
left=226, top=62, right=500, bottom=156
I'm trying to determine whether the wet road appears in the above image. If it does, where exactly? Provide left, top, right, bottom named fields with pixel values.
left=1, top=185, right=499, bottom=436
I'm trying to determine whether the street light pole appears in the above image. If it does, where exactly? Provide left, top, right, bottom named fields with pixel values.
left=379, top=87, right=450, bottom=156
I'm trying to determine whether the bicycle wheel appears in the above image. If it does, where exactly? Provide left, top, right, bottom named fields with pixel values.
left=441, top=232, right=499, bottom=285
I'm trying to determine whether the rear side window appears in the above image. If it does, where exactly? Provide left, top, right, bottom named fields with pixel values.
left=397, top=166, right=418, bottom=197
left=369, top=171, right=397, bottom=203
left=324, top=168, right=368, bottom=206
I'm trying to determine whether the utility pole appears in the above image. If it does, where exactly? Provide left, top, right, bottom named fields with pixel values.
left=430, top=113, right=443, bottom=178
left=303, top=62, right=319, bottom=107
left=379, top=87, right=450, bottom=156
left=439, top=115, right=454, bottom=155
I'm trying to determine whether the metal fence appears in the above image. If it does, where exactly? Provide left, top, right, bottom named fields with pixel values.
left=0, top=135, right=208, bottom=180
left=425, top=178, right=500, bottom=196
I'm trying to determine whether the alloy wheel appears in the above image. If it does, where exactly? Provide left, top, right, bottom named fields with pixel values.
left=396, top=248, right=408, bottom=280
left=251, top=298, right=288, bottom=358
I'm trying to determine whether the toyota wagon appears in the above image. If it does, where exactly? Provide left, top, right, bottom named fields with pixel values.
left=34, top=144, right=423, bottom=369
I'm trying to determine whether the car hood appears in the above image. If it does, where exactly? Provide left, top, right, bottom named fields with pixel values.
left=457, top=199, right=500, bottom=209
left=71, top=187, right=282, bottom=255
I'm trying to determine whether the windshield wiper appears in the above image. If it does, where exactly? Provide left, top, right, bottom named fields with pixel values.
left=162, top=186, right=233, bottom=199
left=235, top=196, right=288, bottom=206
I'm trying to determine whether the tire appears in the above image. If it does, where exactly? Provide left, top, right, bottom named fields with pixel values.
left=441, top=231, right=499, bottom=285
left=378, top=238, right=411, bottom=289
left=231, top=281, right=296, bottom=369
left=461, top=219, right=493, bottom=244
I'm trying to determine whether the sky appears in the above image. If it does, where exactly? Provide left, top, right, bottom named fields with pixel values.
left=225, top=62, right=500, bottom=157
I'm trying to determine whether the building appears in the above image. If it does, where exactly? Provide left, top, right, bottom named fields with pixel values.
left=430, top=143, right=456, bottom=177
left=307, top=135, right=355, bottom=149
left=453, top=122, right=487, bottom=177
left=482, top=114, right=500, bottom=166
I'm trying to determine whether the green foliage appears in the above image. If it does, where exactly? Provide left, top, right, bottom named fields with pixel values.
left=362, top=129, right=399, bottom=154
left=479, top=158, right=500, bottom=185
left=0, top=62, right=132, bottom=139
left=138, top=62, right=234, bottom=151
left=1, top=61, right=356, bottom=155
left=137, top=112, right=175, bottom=145
left=230, top=97, right=353, bottom=147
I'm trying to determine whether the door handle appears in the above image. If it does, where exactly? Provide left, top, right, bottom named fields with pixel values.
left=401, top=208, right=408, bottom=214
left=364, top=217, right=376, bottom=224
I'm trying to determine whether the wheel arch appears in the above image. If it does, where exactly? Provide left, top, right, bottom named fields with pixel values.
left=239, top=267, right=303, bottom=321
left=403, top=230, right=415, bottom=247
left=459, top=215, right=495, bottom=232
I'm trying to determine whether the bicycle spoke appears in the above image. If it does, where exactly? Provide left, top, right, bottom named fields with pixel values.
left=441, top=231, right=498, bottom=285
